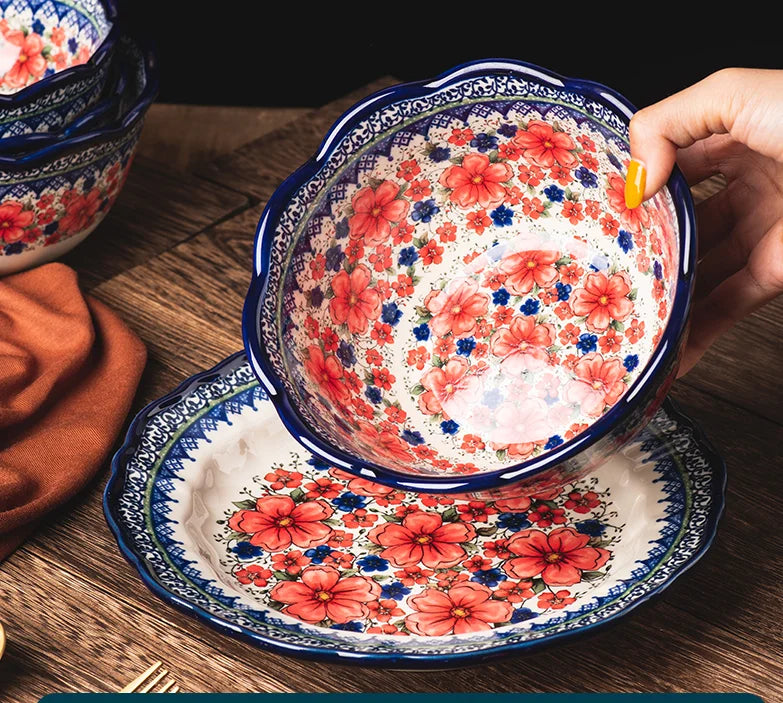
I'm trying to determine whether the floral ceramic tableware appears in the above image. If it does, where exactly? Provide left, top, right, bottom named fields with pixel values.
left=0, top=37, right=125, bottom=153
left=0, top=35, right=156, bottom=276
left=242, top=59, right=697, bottom=495
left=0, top=0, right=116, bottom=139
left=104, top=352, right=723, bottom=667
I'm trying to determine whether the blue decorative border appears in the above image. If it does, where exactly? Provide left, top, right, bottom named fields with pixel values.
left=104, top=352, right=725, bottom=668
left=241, top=58, right=698, bottom=494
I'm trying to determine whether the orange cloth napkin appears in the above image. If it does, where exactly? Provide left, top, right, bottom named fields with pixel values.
left=0, top=263, right=146, bottom=561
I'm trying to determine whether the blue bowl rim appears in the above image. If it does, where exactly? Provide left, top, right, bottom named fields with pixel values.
left=0, top=33, right=158, bottom=169
left=103, top=349, right=725, bottom=669
left=0, top=0, right=118, bottom=107
left=0, top=44, right=127, bottom=154
left=242, top=57, right=697, bottom=494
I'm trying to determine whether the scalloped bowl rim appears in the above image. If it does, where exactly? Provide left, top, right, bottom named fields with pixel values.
left=103, top=351, right=725, bottom=667
left=242, top=58, right=697, bottom=493
left=0, top=47, right=127, bottom=154
left=0, top=36, right=158, bottom=169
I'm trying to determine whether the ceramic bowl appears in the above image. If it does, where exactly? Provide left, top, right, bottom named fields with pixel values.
left=0, top=0, right=116, bottom=137
left=0, top=37, right=126, bottom=153
left=0, top=35, right=156, bottom=275
left=242, top=59, right=696, bottom=495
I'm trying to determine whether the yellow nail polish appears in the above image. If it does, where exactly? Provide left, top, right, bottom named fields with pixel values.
left=624, top=159, right=646, bottom=209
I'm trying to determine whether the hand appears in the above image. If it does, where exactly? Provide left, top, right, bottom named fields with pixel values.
left=627, top=68, right=783, bottom=375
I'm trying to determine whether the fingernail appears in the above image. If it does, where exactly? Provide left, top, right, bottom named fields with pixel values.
left=624, top=159, right=646, bottom=209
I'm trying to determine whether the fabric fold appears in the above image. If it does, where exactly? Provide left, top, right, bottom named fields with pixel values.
left=0, top=262, right=146, bottom=561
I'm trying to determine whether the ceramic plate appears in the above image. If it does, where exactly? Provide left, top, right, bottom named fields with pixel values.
left=105, top=352, right=724, bottom=668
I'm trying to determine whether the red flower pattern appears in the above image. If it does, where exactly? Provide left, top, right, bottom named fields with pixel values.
left=0, top=202, right=34, bottom=244
left=606, top=173, right=651, bottom=232
left=498, top=250, right=560, bottom=295
left=566, top=353, right=628, bottom=417
left=304, top=346, right=350, bottom=405
left=3, top=31, right=46, bottom=89
left=368, top=511, right=475, bottom=568
left=348, top=180, right=410, bottom=246
left=270, top=565, right=380, bottom=624
left=538, top=590, right=576, bottom=610
left=490, top=316, right=555, bottom=372
left=228, top=495, right=334, bottom=551
left=439, top=153, right=513, bottom=209
left=418, top=356, right=478, bottom=420
left=571, top=272, right=634, bottom=332
left=279, top=104, right=676, bottom=479
left=504, top=527, right=610, bottom=586
left=425, top=278, right=489, bottom=338
left=512, top=121, right=577, bottom=169
left=59, top=189, right=101, bottom=235
left=234, top=565, right=272, bottom=587
left=405, top=582, right=513, bottom=636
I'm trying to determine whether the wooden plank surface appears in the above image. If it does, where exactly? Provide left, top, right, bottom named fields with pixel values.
left=1, top=81, right=781, bottom=701
left=677, top=300, right=783, bottom=423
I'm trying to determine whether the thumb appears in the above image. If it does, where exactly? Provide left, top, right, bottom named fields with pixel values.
left=627, top=67, right=748, bottom=203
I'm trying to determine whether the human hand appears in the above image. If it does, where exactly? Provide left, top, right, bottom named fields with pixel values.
left=625, top=68, right=783, bottom=375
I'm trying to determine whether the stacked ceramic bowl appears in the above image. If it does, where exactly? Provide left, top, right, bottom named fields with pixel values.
left=0, top=0, right=157, bottom=275
left=243, top=60, right=698, bottom=498
left=104, top=60, right=728, bottom=667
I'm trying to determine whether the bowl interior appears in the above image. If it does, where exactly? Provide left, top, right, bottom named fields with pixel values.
left=0, top=0, right=111, bottom=94
left=172, top=388, right=691, bottom=652
left=257, top=71, right=682, bottom=479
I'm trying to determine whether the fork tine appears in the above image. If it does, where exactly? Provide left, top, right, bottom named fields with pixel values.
left=157, top=680, right=177, bottom=694
left=138, top=669, right=168, bottom=693
left=118, top=661, right=162, bottom=693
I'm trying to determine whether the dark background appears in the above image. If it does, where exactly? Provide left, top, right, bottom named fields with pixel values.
left=116, top=4, right=780, bottom=110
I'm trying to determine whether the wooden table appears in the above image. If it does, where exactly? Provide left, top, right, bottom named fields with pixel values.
left=1, top=80, right=781, bottom=700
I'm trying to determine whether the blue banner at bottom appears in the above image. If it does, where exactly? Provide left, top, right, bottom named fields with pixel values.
left=41, top=694, right=764, bottom=702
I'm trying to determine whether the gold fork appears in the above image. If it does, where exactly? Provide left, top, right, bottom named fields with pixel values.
left=119, top=661, right=180, bottom=693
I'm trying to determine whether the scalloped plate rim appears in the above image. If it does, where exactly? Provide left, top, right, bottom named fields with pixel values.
left=104, top=351, right=725, bottom=668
